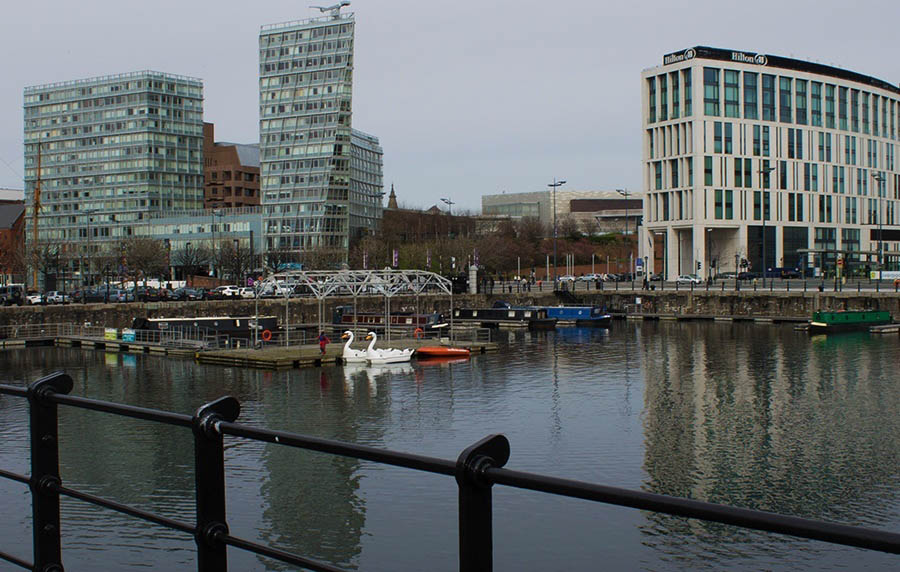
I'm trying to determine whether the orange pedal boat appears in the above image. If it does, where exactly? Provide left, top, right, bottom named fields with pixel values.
left=415, top=346, right=471, bottom=358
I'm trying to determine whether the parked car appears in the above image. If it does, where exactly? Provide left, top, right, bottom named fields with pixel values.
left=579, top=274, right=603, bottom=282
left=210, top=285, right=241, bottom=299
left=558, top=275, right=576, bottom=283
left=0, top=284, right=25, bottom=306
left=649, top=273, right=664, bottom=281
left=25, top=291, right=44, bottom=305
left=171, top=287, right=203, bottom=301
left=717, top=271, right=737, bottom=280
left=737, top=271, right=758, bottom=281
left=132, top=287, right=160, bottom=302
left=676, top=274, right=703, bottom=285
left=239, top=287, right=257, bottom=299
left=45, top=291, right=70, bottom=304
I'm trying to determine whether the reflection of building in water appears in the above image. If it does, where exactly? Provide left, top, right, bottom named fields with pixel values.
left=639, top=324, right=900, bottom=562
left=257, top=366, right=395, bottom=569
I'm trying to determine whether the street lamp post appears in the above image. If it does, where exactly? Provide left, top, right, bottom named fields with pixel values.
left=548, top=178, right=567, bottom=281
left=440, top=197, right=454, bottom=215
left=759, top=165, right=776, bottom=288
left=83, top=209, right=98, bottom=288
left=616, top=189, right=631, bottom=277
left=872, top=172, right=886, bottom=279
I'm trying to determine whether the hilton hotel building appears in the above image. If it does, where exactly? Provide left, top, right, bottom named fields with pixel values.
left=642, top=46, right=900, bottom=279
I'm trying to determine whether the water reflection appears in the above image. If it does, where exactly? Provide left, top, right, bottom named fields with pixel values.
left=0, top=324, right=898, bottom=571
left=640, top=323, right=900, bottom=567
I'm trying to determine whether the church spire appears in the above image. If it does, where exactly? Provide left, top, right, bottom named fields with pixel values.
left=387, top=183, right=398, bottom=209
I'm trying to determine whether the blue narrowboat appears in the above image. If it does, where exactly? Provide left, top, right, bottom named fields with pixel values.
left=542, top=306, right=612, bottom=327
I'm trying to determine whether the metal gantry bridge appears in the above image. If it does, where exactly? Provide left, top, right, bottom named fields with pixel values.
left=255, top=269, right=456, bottom=341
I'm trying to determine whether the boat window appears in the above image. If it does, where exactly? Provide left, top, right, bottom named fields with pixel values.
left=473, top=310, right=478, bottom=317
left=508, top=311, right=515, bottom=318
left=525, top=311, right=532, bottom=318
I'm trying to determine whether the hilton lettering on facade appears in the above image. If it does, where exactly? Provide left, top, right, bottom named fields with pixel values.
left=663, top=49, right=695, bottom=65
left=731, top=51, right=768, bottom=66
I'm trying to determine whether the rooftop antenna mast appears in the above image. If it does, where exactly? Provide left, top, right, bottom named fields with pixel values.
left=310, top=1, right=350, bottom=19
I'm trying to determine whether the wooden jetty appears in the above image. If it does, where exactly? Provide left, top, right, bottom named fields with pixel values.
left=196, top=338, right=498, bottom=370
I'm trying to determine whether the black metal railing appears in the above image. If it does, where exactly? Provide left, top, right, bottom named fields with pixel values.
left=1, top=372, right=898, bottom=571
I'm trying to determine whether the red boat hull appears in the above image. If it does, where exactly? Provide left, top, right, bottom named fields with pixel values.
left=415, top=346, right=471, bottom=358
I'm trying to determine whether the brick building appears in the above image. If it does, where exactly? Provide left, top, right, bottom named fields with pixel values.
left=203, top=122, right=260, bottom=209
left=0, top=197, right=25, bottom=284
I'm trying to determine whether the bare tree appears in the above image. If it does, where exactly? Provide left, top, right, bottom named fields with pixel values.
left=558, top=215, right=582, bottom=241
left=518, top=217, right=546, bottom=245
left=214, top=240, right=255, bottom=284
left=122, top=237, right=168, bottom=285
left=171, top=243, right=211, bottom=285
left=581, top=216, right=600, bottom=238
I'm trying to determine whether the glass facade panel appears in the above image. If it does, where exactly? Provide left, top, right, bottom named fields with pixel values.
left=795, top=79, right=807, bottom=125
left=810, top=81, right=822, bottom=126
left=779, top=77, right=792, bottom=123
left=724, top=70, right=739, bottom=118
left=762, top=74, right=776, bottom=121
left=743, top=72, right=758, bottom=120
left=704, top=67, right=720, bottom=116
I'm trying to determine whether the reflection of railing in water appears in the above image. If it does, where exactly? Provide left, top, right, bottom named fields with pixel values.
left=1, top=372, right=897, bottom=572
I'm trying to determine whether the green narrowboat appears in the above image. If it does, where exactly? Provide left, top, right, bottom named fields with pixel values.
left=808, top=310, right=892, bottom=334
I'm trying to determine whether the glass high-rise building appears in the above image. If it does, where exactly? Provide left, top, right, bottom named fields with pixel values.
left=259, top=9, right=383, bottom=261
left=23, top=71, right=204, bottom=282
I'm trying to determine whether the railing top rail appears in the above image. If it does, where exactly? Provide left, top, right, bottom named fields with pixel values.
left=486, top=467, right=900, bottom=554
left=218, top=422, right=457, bottom=476
left=0, top=384, right=28, bottom=397
left=48, top=393, right=193, bottom=428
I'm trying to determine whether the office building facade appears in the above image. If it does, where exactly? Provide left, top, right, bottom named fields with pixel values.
left=23, top=71, right=204, bottom=284
left=259, top=10, right=383, bottom=261
left=642, top=46, right=900, bottom=279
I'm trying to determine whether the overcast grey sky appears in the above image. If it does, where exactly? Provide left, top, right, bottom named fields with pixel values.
left=2, top=0, right=899, bottom=211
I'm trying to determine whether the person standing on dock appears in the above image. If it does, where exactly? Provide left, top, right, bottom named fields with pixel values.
left=317, top=332, right=331, bottom=355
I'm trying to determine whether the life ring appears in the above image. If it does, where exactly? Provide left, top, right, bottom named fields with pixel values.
left=413, top=327, right=424, bottom=338
left=261, top=329, right=272, bottom=342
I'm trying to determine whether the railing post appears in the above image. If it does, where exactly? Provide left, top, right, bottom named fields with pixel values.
left=28, top=371, right=73, bottom=572
left=455, top=434, right=510, bottom=572
left=192, top=396, right=241, bottom=572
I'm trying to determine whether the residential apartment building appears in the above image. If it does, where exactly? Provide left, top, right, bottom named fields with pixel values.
left=23, top=71, right=204, bottom=285
left=642, top=46, right=900, bottom=279
left=259, top=8, right=383, bottom=261
left=203, top=122, right=260, bottom=209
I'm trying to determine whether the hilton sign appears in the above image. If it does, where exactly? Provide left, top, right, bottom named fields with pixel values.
left=731, top=51, right=768, bottom=66
left=664, top=47, right=769, bottom=67
left=663, top=49, right=696, bottom=65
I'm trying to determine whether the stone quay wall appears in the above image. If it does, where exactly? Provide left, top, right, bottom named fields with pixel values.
left=1, top=290, right=898, bottom=330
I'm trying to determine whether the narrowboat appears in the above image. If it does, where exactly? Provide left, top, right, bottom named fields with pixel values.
left=131, top=316, right=279, bottom=340
left=452, top=304, right=557, bottom=330
left=808, top=310, right=891, bottom=334
left=333, top=305, right=443, bottom=331
left=542, top=306, right=612, bottom=327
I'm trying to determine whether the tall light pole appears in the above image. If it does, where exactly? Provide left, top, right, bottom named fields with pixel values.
left=83, top=208, right=98, bottom=288
left=440, top=197, right=454, bottom=215
left=548, top=178, right=566, bottom=281
left=759, top=164, right=775, bottom=288
left=872, top=172, right=886, bottom=279
left=616, top=188, right=631, bottom=276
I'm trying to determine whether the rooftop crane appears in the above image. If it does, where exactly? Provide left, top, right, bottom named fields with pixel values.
left=310, top=1, right=350, bottom=18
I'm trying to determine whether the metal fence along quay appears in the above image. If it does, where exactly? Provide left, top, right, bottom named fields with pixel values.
left=0, top=373, right=898, bottom=572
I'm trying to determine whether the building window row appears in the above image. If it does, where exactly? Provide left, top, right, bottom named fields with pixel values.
left=700, top=66, right=899, bottom=139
